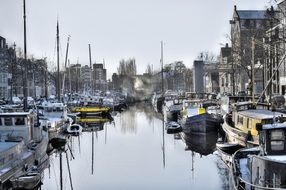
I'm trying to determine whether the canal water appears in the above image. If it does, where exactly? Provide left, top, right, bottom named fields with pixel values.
left=41, top=104, right=231, bottom=190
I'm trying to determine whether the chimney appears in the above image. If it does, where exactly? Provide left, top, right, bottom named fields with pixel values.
left=234, top=5, right=237, bottom=11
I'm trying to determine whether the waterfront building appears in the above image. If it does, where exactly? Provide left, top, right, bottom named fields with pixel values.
left=230, top=6, right=269, bottom=94
left=0, top=36, right=12, bottom=100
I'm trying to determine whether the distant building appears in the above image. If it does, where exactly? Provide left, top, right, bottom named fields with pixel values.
left=67, top=63, right=82, bottom=93
left=81, top=65, right=92, bottom=93
left=204, top=63, right=219, bottom=93
left=93, top=63, right=107, bottom=92
left=218, top=43, right=234, bottom=94
left=193, top=60, right=204, bottom=93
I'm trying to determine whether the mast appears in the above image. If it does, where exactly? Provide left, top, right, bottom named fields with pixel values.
left=161, top=41, right=164, bottom=94
left=251, top=37, right=255, bottom=103
left=57, top=20, right=60, bottom=102
left=62, top=36, right=70, bottom=100
left=89, top=44, right=93, bottom=95
left=68, top=59, right=72, bottom=93
left=23, top=0, right=28, bottom=110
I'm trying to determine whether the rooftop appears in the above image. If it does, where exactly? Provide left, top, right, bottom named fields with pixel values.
left=237, top=10, right=268, bottom=20
left=238, top=109, right=286, bottom=120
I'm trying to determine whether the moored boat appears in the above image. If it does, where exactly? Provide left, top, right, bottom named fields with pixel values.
left=66, top=124, right=83, bottom=135
left=231, top=122, right=286, bottom=189
left=222, top=102, right=286, bottom=147
left=216, top=143, right=243, bottom=168
left=179, top=99, right=221, bottom=134
left=0, top=110, right=49, bottom=188
left=165, top=121, right=182, bottom=134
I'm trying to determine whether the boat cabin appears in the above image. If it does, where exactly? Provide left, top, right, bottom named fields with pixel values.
left=259, top=123, right=286, bottom=155
left=182, top=100, right=206, bottom=118
left=38, top=102, right=67, bottom=119
left=232, top=109, right=286, bottom=137
left=0, top=111, right=37, bottom=144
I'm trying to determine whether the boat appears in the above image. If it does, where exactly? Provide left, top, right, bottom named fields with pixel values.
left=66, top=124, right=83, bottom=135
left=165, top=121, right=182, bottom=134
left=37, top=101, right=72, bottom=134
left=164, top=98, right=183, bottom=122
left=178, top=99, right=221, bottom=134
left=231, top=122, right=286, bottom=189
left=222, top=102, right=286, bottom=147
left=67, top=112, right=80, bottom=124
left=71, top=106, right=111, bottom=117
left=10, top=172, right=42, bottom=190
left=0, top=110, right=49, bottom=188
left=216, top=143, right=243, bottom=168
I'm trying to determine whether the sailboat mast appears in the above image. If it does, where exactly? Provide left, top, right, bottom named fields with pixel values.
left=57, top=21, right=60, bottom=102
left=89, top=44, right=93, bottom=95
left=62, top=36, right=70, bottom=99
left=23, top=0, right=28, bottom=110
left=161, top=41, right=164, bottom=94
left=68, top=59, right=72, bottom=93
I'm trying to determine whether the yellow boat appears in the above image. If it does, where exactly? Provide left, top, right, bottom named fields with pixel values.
left=71, top=107, right=110, bottom=113
left=223, top=102, right=286, bottom=146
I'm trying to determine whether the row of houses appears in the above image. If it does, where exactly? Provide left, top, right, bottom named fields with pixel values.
left=0, top=35, right=108, bottom=100
left=195, top=3, right=286, bottom=97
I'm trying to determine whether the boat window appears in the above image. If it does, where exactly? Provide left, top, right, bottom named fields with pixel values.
left=262, top=119, right=273, bottom=124
left=271, top=141, right=284, bottom=151
left=4, top=118, right=12, bottom=126
left=238, top=115, right=243, bottom=125
left=271, top=130, right=285, bottom=140
left=15, top=117, right=25, bottom=125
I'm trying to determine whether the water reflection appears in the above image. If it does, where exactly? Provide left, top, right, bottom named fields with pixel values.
left=180, top=132, right=218, bottom=156
left=41, top=105, right=228, bottom=190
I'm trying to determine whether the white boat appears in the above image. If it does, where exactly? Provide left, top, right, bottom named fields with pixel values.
left=38, top=101, right=72, bottom=134
left=165, top=121, right=182, bottom=134
left=10, top=172, right=42, bottom=190
left=66, top=124, right=83, bottom=135
left=0, top=110, right=49, bottom=188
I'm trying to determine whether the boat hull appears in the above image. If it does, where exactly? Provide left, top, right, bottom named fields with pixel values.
left=216, top=143, right=243, bottom=168
left=182, top=113, right=220, bottom=134
left=222, top=120, right=259, bottom=147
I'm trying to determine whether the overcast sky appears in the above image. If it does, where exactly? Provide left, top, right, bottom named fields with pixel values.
left=0, top=0, right=273, bottom=79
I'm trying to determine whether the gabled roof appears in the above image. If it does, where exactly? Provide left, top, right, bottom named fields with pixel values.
left=237, top=10, right=268, bottom=20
